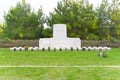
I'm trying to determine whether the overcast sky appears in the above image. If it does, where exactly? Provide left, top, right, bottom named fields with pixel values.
left=0, top=0, right=111, bottom=21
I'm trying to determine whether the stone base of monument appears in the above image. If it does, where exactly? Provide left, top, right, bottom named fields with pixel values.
left=39, top=24, right=81, bottom=50
left=39, top=38, right=81, bottom=51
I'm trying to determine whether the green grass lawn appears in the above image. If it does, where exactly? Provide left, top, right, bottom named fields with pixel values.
left=0, top=48, right=120, bottom=80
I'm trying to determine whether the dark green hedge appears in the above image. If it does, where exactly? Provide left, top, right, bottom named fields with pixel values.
left=0, top=40, right=120, bottom=48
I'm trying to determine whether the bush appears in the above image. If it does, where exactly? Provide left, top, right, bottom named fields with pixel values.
left=110, top=38, right=118, bottom=43
left=14, top=48, right=16, bottom=51
left=54, top=48, right=56, bottom=51
left=76, top=48, right=79, bottom=51
left=65, top=48, right=67, bottom=51
left=3, top=37, right=11, bottom=43
left=42, top=48, right=45, bottom=51
left=48, top=47, right=50, bottom=51
left=24, top=46, right=29, bottom=51
left=88, top=48, right=91, bottom=51
left=70, top=47, right=73, bottom=51
left=31, top=48, right=33, bottom=51
left=82, top=48, right=86, bottom=51
left=59, top=48, right=62, bottom=51
left=86, top=34, right=99, bottom=40
left=19, top=48, right=22, bottom=51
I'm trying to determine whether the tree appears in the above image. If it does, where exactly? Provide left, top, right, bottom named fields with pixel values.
left=47, top=0, right=98, bottom=40
left=108, top=0, right=120, bottom=39
left=22, top=0, right=26, bottom=5
left=96, top=0, right=111, bottom=40
left=96, top=0, right=120, bottom=40
left=0, top=22, right=4, bottom=39
left=4, top=2, right=45, bottom=39
left=42, top=28, right=52, bottom=38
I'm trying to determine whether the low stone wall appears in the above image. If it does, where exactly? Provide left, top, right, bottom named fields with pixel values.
left=81, top=40, right=120, bottom=48
left=0, top=40, right=38, bottom=48
left=0, top=40, right=120, bottom=48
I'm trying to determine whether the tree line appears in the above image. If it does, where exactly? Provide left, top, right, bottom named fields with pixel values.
left=0, top=0, right=120, bottom=40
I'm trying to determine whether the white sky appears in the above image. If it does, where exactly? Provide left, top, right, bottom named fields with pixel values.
left=0, top=0, right=111, bottom=21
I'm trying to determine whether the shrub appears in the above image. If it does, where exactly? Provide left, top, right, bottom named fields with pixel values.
left=59, top=48, right=62, bottom=51
left=82, top=48, right=86, bottom=51
left=110, top=38, right=118, bottom=43
left=31, top=48, right=33, bottom=51
left=14, top=48, right=16, bottom=51
left=54, top=48, right=56, bottom=51
left=42, top=48, right=45, bottom=51
left=88, top=48, right=91, bottom=51
left=24, top=46, right=29, bottom=51
left=65, top=48, right=67, bottom=51
left=48, top=47, right=50, bottom=51
left=19, top=48, right=22, bottom=51
left=86, top=34, right=99, bottom=40
left=70, top=47, right=73, bottom=51
left=3, top=37, right=11, bottom=43
left=76, top=48, right=79, bottom=51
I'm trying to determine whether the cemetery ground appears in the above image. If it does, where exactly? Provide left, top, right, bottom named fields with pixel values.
left=0, top=48, right=120, bottom=80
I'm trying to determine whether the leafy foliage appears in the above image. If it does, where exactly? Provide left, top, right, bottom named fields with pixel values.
left=47, top=0, right=98, bottom=39
left=2, top=0, right=120, bottom=40
left=47, top=0, right=120, bottom=40
left=4, top=2, right=45, bottom=39
left=0, top=22, right=5, bottom=39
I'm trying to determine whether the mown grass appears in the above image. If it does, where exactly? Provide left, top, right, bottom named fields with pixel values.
left=0, top=48, right=120, bottom=80
left=0, top=67, right=120, bottom=80
left=0, top=48, right=120, bottom=66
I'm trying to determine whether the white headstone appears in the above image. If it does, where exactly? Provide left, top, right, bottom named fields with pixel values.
left=53, top=24, right=67, bottom=39
left=39, top=24, right=81, bottom=50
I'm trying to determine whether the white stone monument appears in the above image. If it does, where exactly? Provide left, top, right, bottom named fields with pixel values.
left=39, top=24, right=81, bottom=50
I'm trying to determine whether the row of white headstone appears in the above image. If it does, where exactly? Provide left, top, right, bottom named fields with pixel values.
left=10, top=47, right=39, bottom=51
left=10, top=46, right=111, bottom=51
left=82, top=46, right=111, bottom=51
